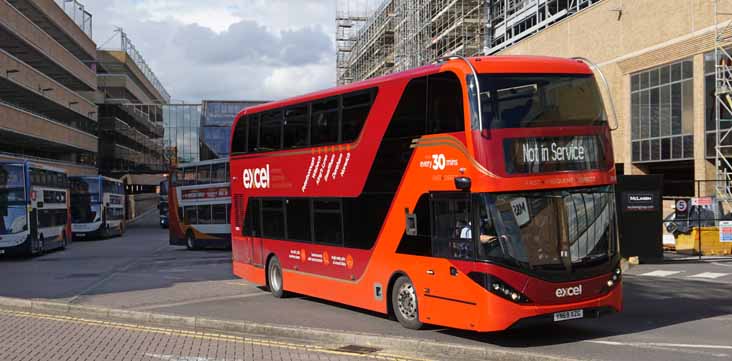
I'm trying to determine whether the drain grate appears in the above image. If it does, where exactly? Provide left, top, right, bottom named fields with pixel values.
left=66, top=273, right=102, bottom=278
left=335, top=345, right=382, bottom=354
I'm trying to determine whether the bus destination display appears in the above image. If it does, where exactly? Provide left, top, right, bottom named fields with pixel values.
left=504, top=135, right=604, bottom=174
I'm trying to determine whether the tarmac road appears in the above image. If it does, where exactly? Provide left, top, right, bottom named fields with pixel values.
left=1, top=211, right=731, bottom=361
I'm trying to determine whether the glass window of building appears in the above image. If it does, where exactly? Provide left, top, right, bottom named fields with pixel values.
left=631, top=59, right=694, bottom=163
left=164, top=104, right=202, bottom=164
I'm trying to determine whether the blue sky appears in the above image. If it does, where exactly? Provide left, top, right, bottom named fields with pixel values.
left=81, top=0, right=341, bottom=103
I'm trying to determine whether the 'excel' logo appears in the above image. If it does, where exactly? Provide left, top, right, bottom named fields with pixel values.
left=242, top=164, right=270, bottom=189
left=555, top=285, right=582, bottom=298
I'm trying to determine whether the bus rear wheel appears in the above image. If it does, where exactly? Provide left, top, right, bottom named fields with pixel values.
left=392, top=276, right=423, bottom=330
left=267, top=256, right=286, bottom=298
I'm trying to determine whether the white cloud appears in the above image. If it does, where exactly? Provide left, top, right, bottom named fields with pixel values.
left=80, top=0, right=338, bottom=103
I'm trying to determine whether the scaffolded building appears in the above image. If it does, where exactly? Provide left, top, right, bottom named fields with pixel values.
left=486, top=0, right=600, bottom=54
left=337, top=0, right=601, bottom=84
left=96, top=29, right=170, bottom=176
left=337, top=0, right=484, bottom=85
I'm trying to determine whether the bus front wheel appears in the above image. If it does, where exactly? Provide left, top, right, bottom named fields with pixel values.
left=392, top=276, right=423, bottom=330
left=186, top=232, right=198, bottom=250
left=267, top=256, right=287, bottom=298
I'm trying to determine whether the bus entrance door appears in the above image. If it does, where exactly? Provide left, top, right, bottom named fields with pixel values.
left=29, top=208, right=38, bottom=241
left=420, top=193, right=480, bottom=329
left=249, top=237, right=262, bottom=266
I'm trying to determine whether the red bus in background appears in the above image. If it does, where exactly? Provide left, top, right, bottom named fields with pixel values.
left=229, top=56, right=621, bottom=332
left=168, top=159, right=231, bottom=250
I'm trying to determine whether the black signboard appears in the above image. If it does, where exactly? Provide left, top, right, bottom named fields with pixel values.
left=622, top=192, right=657, bottom=212
left=616, top=175, right=663, bottom=263
left=504, top=135, right=605, bottom=174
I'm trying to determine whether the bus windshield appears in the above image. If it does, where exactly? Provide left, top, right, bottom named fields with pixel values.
left=476, top=74, right=607, bottom=130
left=70, top=178, right=101, bottom=223
left=1, top=165, right=27, bottom=235
left=70, top=178, right=100, bottom=200
left=476, top=186, right=616, bottom=272
left=0, top=164, right=26, bottom=204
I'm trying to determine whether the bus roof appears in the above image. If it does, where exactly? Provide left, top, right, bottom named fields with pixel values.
left=232, top=55, right=592, bottom=131
left=0, top=160, right=67, bottom=174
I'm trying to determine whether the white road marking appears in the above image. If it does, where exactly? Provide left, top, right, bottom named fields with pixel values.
left=587, top=340, right=732, bottom=350
left=688, top=272, right=730, bottom=279
left=639, top=270, right=682, bottom=277
left=712, top=262, right=732, bottom=268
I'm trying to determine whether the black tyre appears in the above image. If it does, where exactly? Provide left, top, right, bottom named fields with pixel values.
left=60, top=233, right=68, bottom=250
left=36, top=235, right=45, bottom=255
left=267, top=256, right=286, bottom=298
left=23, top=236, right=38, bottom=257
left=391, top=276, right=424, bottom=330
left=186, top=232, right=198, bottom=250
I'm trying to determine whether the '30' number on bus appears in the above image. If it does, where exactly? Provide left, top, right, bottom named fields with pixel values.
left=432, top=154, right=446, bottom=170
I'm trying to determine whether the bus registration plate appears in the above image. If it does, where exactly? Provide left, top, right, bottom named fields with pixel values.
left=553, top=309, right=583, bottom=322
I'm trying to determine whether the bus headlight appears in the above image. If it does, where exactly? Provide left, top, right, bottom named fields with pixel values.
left=470, top=272, right=531, bottom=304
left=603, top=267, right=622, bottom=293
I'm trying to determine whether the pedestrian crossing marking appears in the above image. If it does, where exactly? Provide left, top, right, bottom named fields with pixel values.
left=687, top=272, right=730, bottom=279
left=639, top=270, right=682, bottom=277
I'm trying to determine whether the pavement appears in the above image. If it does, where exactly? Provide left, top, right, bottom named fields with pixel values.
left=0, top=308, right=428, bottom=361
left=1, top=211, right=732, bottom=361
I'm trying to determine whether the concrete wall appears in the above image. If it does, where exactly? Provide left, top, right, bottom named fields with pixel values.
left=127, top=193, right=158, bottom=221
left=497, top=0, right=732, bottom=182
left=0, top=47, right=97, bottom=120
left=0, top=0, right=95, bottom=89
left=0, top=102, right=97, bottom=152
left=29, top=0, right=96, bottom=59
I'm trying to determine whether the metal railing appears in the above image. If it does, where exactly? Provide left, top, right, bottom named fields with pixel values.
left=55, top=0, right=92, bottom=38
left=118, top=29, right=171, bottom=102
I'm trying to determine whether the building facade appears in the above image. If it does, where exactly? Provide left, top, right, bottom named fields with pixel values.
left=496, top=0, right=732, bottom=197
left=340, top=0, right=732, bottom=197
left=96, top=30, right=170, bottom=176
left=0, top=0, right=98, bottom=175
left=164, top=101, right=265, bottom=165
left=200, top=100, right=266, bottom=161
left=336, top=0, right=602, bottom=85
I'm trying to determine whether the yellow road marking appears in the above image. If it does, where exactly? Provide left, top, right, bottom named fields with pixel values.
left=0, top=309, right=433, bottom=361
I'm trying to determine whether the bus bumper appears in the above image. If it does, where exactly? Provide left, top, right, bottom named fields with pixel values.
left=477, top=282, right=623, bottom=332
left=0, top=235, right=32, bottom=256
left=73, top=229, right=104, bottom=240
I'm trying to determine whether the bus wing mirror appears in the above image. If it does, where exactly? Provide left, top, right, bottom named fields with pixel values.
left=405, top=209, right=418, bottom=236
left=454, top=177, right=472, bottom=191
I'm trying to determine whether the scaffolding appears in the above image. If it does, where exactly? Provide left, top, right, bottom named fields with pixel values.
left=337, top=0, right=397, bottom=85
left=714, top=0, right=732, bottom=201
left=336, top=1, right=368, bottom=85
left=338, top=0, right=484, bottom=84
left=485, top=0, right=599, bottom=54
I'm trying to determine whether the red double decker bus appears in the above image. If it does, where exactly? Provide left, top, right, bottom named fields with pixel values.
left=229, top=56, right=621, bottom=332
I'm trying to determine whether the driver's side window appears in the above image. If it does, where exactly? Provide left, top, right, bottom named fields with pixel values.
left=431, top=193, right=473, bottom=260
left=476, top=198, right=500, bottom=260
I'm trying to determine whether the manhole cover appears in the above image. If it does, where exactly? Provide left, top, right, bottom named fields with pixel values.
left=335, top=345, right=381, bottom=354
